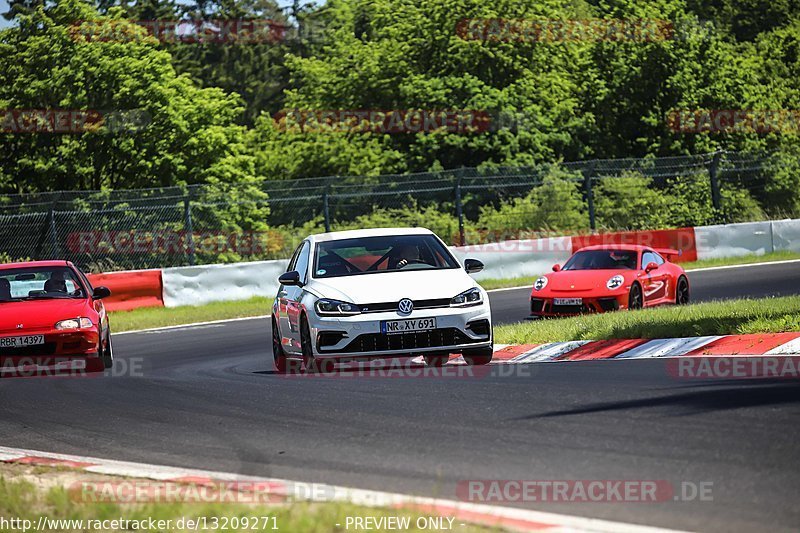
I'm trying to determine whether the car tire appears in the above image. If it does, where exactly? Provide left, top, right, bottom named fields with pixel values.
left=102, top=331, right=113, bottom=369
left=300, top=315, right=334, bottom=374
left=462, top=346, right=493, bottom=366
left=676, top=276, right=690, bottom=305
left=272, top=318, right=292, bottom=374
left=423, top=353, right=449, bottom=367
left=628, top=283, right=643, bottom=310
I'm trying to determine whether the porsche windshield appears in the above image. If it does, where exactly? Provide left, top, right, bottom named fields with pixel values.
left=0, top=267, right=85, bottom=301
left=314, top=234, right=459, bottom=278
left=562, top=250, right=637, bottom=270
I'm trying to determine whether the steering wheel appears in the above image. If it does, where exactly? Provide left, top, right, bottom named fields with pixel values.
left=396, top=259, right=428, bottom=269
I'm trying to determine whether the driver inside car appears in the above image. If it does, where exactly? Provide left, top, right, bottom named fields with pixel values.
left=390, top=244, right=422, bottom=269
left=44, top=270, right=68, bottom=293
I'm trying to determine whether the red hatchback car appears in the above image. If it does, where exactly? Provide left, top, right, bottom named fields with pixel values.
left=0, top=261, right=112, bottom=377
left=530, top=245, right=690, bottom=318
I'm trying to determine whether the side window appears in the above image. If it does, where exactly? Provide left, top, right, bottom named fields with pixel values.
left=295, top=241, right=311, bottom=283
left=642, top=251, right=662, bottom=268
left=287, top=243, right=303, bottom=273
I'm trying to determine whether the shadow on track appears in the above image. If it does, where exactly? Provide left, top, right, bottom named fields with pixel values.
left=516, top=382, right=800, bottom=419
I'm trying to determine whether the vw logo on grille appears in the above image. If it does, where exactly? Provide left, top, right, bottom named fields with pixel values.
left=397, top=298, right=414, bottom=315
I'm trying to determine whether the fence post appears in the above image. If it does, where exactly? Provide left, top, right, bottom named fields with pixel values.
left=709, top=151, right=722, bottom=213
left=184, top=196, right=195, bottom=266
left=323, top=186, right=331, bottom=233
left=583, top=165, right=596, bottom=232
left=48, top=208, right=61, bottom=258
left=455, top=170, right=465, bottom=246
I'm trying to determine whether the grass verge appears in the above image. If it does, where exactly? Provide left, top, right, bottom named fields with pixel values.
left=476, top=250, right=800, bottom=290
left=110, top=297, right=272, bottom=332
left=0, top=463, right=493, bottom=533
left=494, top=295, right=800, bottom=345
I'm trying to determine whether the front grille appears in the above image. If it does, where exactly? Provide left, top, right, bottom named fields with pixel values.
left=550, top=304, right=591, bottom=314
left=359, top=298, right=451, bottom=313
left=0, top=343, right=57, bottom=356
left=339, top=328, right=481, bottom=353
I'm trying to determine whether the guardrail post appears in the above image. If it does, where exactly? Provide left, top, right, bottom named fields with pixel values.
left=455, top=171, right=465, bottom=246
left=709, top=151, right=722, bottom=213
left=323, top=186, right=331, bottom=233
left=48, top=208, right=61, bottom=258
left=184, top=196, right=195, bottom=266
left=583, top=164, right=597, bottom=232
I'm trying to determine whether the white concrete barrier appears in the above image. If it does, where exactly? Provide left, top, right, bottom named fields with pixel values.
left=162, top=259, right=288, bottom=308
left=695, top=219, right=800, bottom=259
left=450, top=236, right=573, bottom=280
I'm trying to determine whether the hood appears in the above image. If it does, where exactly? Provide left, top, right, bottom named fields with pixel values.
left=545, top=269, right=634, bottom=292
left=0, top=298, right=92, bottom=331
left=307, top=268, right=476, bottom=304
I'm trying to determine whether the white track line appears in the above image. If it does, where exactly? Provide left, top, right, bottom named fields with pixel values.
left=114, top=314, right=270, bottom=335
left=0, top=445, right=687, bottom=533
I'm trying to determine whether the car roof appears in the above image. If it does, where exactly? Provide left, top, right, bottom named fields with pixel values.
left=308, top=227, right=435, bottom=242
left=0, top=260, right=73, bottom=270
left=576, top=244, right=653, bottom=252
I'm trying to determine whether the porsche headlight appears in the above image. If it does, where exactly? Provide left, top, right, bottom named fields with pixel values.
left=315, top=298, right=361, bottom=316
left=451, top=287, right=483, bottom=307
left=55, top=317, right=93, bottom=330
left=606, top=275, right=624, bottom=290
left=533, top=277, right=548, bottom=291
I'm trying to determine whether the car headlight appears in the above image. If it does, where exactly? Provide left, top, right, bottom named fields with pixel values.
left=55, top=317, right=93, bottom=330
left=315, top=298, right=361, bottom=316
left=451, top=287, right=483, bottom=307
left=533, top=277, right=548, bottom=291
left=606, top=275, right=625, bottom=290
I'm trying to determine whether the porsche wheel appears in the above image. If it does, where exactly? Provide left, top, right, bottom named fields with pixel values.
left=676, top=276, right=690, bottom=305
left=628, top=283, right=643, bottom=310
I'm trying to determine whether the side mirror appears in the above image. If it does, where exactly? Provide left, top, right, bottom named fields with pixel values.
left=552, top=264, right=561, bottom=272
left=92, top=286, right=111, bottom=300
left=464, top=259, right=484, bottom=274
left=278, top=271, right=302, bottom=286
left=645, top=262, right=658, bottom=273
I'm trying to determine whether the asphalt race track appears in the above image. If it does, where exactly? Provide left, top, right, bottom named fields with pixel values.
left=1, top=261, right=799, bottom=532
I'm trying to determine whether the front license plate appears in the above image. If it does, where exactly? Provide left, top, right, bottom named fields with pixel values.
left=0, top=335, right=45, bottom=348
left=554, top=298, right=583, bottom=306
left=381, top=317, right=437, bottom=334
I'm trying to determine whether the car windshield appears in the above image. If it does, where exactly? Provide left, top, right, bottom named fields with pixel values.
left=562, top=250, right=637, bottom=270
left=0, top=266, right=85, bottom=301
left=314, top=234, right=459, bottom=278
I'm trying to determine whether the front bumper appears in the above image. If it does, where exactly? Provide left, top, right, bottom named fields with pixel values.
left=530, top=293, right=628, bottom=317
left=0, top=329, right=103, bottom=377
left=307, top=303, right=492, bottom=360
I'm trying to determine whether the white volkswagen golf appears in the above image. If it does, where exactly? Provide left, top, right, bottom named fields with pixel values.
left=271, top=228, right=493, bottom=372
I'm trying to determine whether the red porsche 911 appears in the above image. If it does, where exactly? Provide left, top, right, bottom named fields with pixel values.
left=530, top=245, right=690, bottom=318
left=0, top=261, right=112, bottom=377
